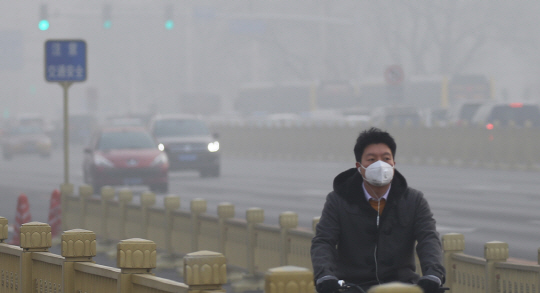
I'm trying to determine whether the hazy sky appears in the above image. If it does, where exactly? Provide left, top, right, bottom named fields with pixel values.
left=1, top=1, right=539, bottom=120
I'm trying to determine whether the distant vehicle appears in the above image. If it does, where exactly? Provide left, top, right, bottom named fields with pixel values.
left=82, top=126, right=169, bottom=193
left=2, top=124, right=52, bottom=160
left=371, top=106, right=424, bottom=127
left=149, top=114, right=220, bottom=177
left=446, top=100, right=489, bottom=126
left=105, top=116, right=146, bottom=127
left=471, top=102, right=540, bottom=129
left=340, top=107, right=372, bottom=124
left=422, top=107, right=448, bottom=127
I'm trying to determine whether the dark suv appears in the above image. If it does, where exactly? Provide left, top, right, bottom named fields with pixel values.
left=149, top=114, right=220, bottom=177
left=472, top=102, right=540, bottom=128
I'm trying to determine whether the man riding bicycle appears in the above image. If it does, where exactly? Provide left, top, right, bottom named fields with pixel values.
left=311, top=127, right=445, bottom=293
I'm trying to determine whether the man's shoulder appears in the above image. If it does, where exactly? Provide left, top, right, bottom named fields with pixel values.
left=406, top=186, right=424, bottom=197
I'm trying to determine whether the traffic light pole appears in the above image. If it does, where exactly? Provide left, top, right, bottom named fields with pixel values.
left=60, top=82, right=73, bottom=184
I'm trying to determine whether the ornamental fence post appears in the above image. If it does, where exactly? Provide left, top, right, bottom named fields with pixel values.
left=61, top=229, right=96, bottom=293
left=442, top=233, right=465, bottom=293
left=79, top=184, right=93, bottom=229
left=279, top=212, right=298, bottom=266
left=190, top=198, right=207, bottom=252
left=140, top=191, right=156, bottom=239
left=183, top=250, right=227, bottom=293
left=264, top=266, right=314, bottom=293
left=484, top=241, right=508, bottom=293
left=118, top=188, right=133, bottom=241
left=20, top=222, right=52, bottom=293
left=117, top=238, right=157, bottom=293
left=60, top=183, right=74, bottom=232
left=217, top=203, right=234, bottom=254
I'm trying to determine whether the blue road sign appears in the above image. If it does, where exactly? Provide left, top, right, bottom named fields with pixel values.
left=45, top=39, right=87, bottom=82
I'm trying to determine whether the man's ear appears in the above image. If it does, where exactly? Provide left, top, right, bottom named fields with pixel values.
left=355, top=162, right=361, bottom=169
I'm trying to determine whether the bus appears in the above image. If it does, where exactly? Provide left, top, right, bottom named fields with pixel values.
left=233, top=75, right=493, bottom=116
left=358, top=74, right=493, bottom=109
left=234, top=80, right=360, bottom=116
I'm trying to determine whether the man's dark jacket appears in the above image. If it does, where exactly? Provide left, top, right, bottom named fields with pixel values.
left=311, top=168, right=445, bottom=287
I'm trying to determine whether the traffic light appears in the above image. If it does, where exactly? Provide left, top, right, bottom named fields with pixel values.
left=164, top=4, right=174, bottom=30
left=39, top=4, right=49, bottom=31
left=102, top=4, right=112, bottom=29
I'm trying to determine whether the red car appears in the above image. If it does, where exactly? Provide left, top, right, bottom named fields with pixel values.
left=83, top=126, right=169, bottom=193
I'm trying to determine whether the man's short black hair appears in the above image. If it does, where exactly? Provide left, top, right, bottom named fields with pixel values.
left=354, top=127, right=396, bottom=162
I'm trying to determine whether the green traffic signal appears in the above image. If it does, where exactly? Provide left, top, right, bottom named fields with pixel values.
left=103, top=20, right=112, bottom=29
left=165, top=20, right=174, bottom=30
left=39, top=19, right=49, bottom=31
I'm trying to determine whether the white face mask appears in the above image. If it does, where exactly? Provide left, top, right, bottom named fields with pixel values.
left=358, top=160, right=394, bottom=186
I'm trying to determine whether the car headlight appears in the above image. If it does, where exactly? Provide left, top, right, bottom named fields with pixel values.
left=94, top=154, right=114, bottom=167
left=208, top=141, right=219, bottom=152
left=151, top=152, right=168, bottom=166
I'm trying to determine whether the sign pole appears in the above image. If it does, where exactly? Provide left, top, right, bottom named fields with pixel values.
left=61, top=82, right=73, bottom=184
left=45, top=39, right=87, bottom=185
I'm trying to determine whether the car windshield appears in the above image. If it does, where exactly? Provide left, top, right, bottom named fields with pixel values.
left=488, top=105, right=540, bottom=126
left=10, top=125, right=44, bottom=135
left=153, top=119, right=210, bottom=137
left=98, top=131, right=157, bottom=150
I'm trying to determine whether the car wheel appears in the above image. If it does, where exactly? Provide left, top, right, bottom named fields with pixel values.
left=150, top=183, right=168, bottom=193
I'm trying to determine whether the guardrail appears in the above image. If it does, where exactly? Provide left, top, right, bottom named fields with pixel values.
left=57, top=183, right=540, bottom=293
left=209, top=122, right=540, bottom=170
left=0, top=217, right=227, bottom=293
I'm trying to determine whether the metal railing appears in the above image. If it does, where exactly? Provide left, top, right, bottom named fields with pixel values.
left=0, top=218, right=224, bottom=293
left=55, top=184, right=540, bottom=293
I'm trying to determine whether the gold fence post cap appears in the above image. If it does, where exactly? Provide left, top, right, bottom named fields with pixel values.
left=141, top=191, right=156, bottom=207
left=184, top=250, right=227, bottom=286
left=79, top=184, right=93, bottom=197
left=217, top=202, right=235, bottom=218
left=20, top=222, right=51, bottom=251
left=60, top=183, right=74, bottom=196
left=164, top=195, right=180, bottom=210
left=0, top=217, right=8, bottom=241
left=61, top=229, right=97, bottom=259
left=191, top=198, right=207, bottom=213
left=279, top=211, right=298, bottom=229
left=246, top=207, right=264, bottom=223
left=265, top=266, right=314, bottom=293
left=442, top=233, right=465, bottom=251
left=368, top=282, right=423, bottom=293
left=118, top=188, right=133, bottom=203
left=484, top=241, right=509, bottom=261
left=101, top=186, right=115, bottom=201
left=117, top=238, right=157, bottom=271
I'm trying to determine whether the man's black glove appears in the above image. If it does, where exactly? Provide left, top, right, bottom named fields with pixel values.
left=316, top=275, right=340, bottom=293
left=417, top=275, right=442, bottom=293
